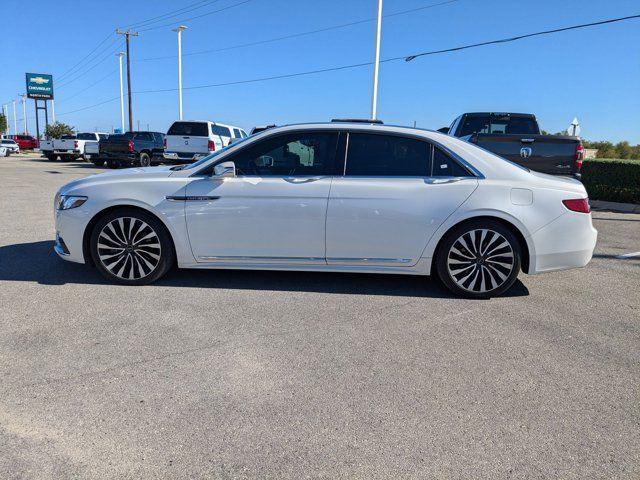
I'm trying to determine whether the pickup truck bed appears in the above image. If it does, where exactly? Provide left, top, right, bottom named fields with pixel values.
left=446, top=112, right=583, bottom=177
left=469, top=133, right=582, bottom=176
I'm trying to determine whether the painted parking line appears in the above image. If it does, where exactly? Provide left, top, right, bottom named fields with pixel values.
left=615, top=251, right=640, bottom=259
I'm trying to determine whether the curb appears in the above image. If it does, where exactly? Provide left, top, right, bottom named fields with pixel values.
left=590, top=200, right=640, bottom=214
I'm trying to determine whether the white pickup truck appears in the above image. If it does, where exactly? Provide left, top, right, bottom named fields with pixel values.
left=42, top=132, right=108, bottom=161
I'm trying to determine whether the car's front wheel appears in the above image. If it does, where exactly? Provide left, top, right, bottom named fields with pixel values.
left=90, top=209, right=174, bottom=285
left=435, top=219, right=521, bottom=299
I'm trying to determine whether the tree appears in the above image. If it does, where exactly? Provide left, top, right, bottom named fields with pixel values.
left=0, top=113, right=7, bottom=135
left=45, top=121, right=75, bottom=139
left=614, top=141, right=633, bottom=160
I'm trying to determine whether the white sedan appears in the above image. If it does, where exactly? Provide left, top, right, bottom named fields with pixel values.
left=53, top=122, right=597, bottom=298
left=1, top=139, right=20, bottom=154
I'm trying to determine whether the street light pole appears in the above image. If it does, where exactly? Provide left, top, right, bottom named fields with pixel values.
left=172, top=25, right=188, bottom=120
left=12, top=101, right=17, bottom=134
left=370, top=0, right=383, bottom=120
left=21, top=94, right=27, bottom=134
left=51, top=99, right=56, bottom=123
left=116, top=52, right=126, bottom=132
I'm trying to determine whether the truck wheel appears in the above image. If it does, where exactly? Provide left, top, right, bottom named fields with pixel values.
left=92, top=159, right=105, bottom=167
left=138, top=152, right=151, bottom=168
left=46, top=154, right=57, bottom=161
left=107, top=160, right=120, bottom=169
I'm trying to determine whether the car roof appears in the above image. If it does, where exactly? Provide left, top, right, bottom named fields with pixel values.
left=171, top=120, right=242, bottom=129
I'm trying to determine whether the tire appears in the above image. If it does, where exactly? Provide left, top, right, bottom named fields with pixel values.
left=435, top=219, right=521, bottom=299
left=138, top=152, right=151, bottom=168
left=90, top=208, right=175, bottom=285
left=46, top=154, right=57, bottom=161
left=106, top=160, right=120, bottom=169
left=92, top=158, right=105, bottom=167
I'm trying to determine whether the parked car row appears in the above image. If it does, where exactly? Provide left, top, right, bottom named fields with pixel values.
left=40, top=120, right=249, bottom=168
left=33, top=113, right=584, bottom=177
left=3, top=134, right=39, bottom=150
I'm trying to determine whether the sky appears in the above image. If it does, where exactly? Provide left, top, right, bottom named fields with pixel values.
left=2, top=0, right=639, bottom=143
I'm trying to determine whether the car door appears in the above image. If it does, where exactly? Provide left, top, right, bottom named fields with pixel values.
left=326, top=132, right=478, bottom=267
left=184, top=130, right=339, bottom=264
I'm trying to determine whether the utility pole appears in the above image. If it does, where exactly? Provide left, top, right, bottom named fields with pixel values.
left=116, top=29, right=139, bottom=132
left=116, top=52, right=126, bottom=132
left=172, top=25, right=188, bottom=120
left=370, top=0, right=383, bottom=120
left=51, top=99, right=56, bottom=123
left=20, top=94, right=27, bottom=134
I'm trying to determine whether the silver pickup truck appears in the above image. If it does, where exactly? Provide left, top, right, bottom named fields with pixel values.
left=42, top=132, right=108, bottom=161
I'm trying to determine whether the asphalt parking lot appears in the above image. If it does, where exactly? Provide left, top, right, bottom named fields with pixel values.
left=1, top=153, right=638, bottom=479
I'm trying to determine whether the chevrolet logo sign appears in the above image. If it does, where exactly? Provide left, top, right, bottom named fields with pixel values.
left=30, top=76, right=50, bottom=85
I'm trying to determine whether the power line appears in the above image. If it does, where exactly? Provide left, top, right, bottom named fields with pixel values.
left=56, top=70, right=118, bottom=103
left=137, top=0, right=460, bottom=62
left=56, top=40, right=123, bottom=90
left=56, top=13, right=640, bottom=117
left=403, top=13, right=640, bottom=62
left=125, top=0, right=222, bottom=30
left=138, top=0, right=255, bottom=31
left=56, top=31, right=114, bottom=81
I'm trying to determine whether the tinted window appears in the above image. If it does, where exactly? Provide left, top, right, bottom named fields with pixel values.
left=240, top=130, right=248, bottom=138
left=61, top=135, right=76, bottom=139
left=232, top=128, right=242, bottom=138
left=432, top=147, right=470, bottom=177
left=211, top=125, right=231, bottom=137
left=77, top=133, right=97, bottom=140
left=98, top=134, right=109, bottom=140
left=459, top=115, right=539, bottom=136
left=136, top=132, right=152, bottom=141
left=167, top=122, right=208, bottom=136
left=231, top=131, right=338, bottom=176
left=345, top=133, right=431, bottom=177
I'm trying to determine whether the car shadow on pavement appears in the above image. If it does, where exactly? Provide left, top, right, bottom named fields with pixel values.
left=0, top=240, right=530, bottom=298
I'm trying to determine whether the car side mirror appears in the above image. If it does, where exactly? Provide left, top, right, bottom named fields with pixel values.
left=213, top=161, right=236, bottom=178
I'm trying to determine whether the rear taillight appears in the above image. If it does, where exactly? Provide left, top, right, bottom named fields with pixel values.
left=574, top=144, right=584, bottom=170
left=163, top=137, right=167, bottom=149
left=128, top=140, right=134, bottom=153
left=562, top=198, right=590, bottom=213
left=207, top=140, right=215, bottom=152
left=74, top=140, right=78, bottom=149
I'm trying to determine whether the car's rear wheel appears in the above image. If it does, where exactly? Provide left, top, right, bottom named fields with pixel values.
left=90, top=209, right=174, bottom=285
left=138, top=152, right=151, bottom=167
left=435, top=219, right=521, bottom=299
left=106, top=160, right=119, bottom=169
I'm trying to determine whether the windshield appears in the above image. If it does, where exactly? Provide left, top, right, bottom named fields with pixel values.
left=175, top=136, right=252, bottom=171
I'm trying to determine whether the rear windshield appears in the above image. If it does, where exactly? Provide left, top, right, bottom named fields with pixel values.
left=61, top=135, right=76, bottom=139
left=459, top=115, right=539, bottom=136
left=109, top=133, right=134, bottom=140
left=168, top=122, right=209, bottom=136
left=77, top=133, right=97, bottom=140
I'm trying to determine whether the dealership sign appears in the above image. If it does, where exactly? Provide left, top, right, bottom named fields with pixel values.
left=26, top=73, right=54, bottom=99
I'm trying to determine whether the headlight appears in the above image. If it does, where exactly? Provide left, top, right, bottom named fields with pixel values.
left=57, top=195, right=88, bottom=210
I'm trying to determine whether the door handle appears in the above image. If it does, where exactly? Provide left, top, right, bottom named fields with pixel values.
left=425, top=178, right=461, bottom=185
left=284, top=177, right=323, bottom=184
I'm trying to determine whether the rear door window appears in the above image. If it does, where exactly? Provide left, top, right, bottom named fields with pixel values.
left=345, top=133, right=432, bottom=177
left=431, top=147, right=471, bottom=177
left=211, top=125, right=231, bottom=137
left=167, top=122, right=209, bottom=136
left=232, top=128, right=242, bottom=138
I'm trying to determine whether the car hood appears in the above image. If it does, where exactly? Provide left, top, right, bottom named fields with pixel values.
left=58, top=166, right=176, bottom=195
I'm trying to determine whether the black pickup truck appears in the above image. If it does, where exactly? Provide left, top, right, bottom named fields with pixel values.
left=95, top=131, right=165, bottom=168
left=441, top=112, right=584, bottom=177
